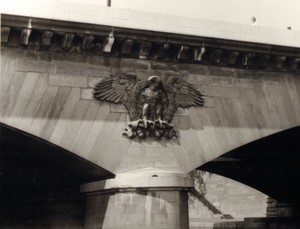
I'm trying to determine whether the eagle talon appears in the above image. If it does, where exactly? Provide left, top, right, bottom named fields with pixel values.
left=122, top=128, right=134, bottom=138
left=143, top=118, right=148, bottom=129
left=158, top=119, right=163, bottom=128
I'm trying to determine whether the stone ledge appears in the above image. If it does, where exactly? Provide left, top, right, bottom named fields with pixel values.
left=80, top=170, right=194, bottom=193
left=49, top=73, right=88, bottom=87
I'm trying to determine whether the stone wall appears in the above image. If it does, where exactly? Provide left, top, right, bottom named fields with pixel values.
left=2, top=46, right=299, bottom=175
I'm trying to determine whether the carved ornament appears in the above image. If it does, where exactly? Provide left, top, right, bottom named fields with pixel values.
left=94, top=73, right=204, bottom=139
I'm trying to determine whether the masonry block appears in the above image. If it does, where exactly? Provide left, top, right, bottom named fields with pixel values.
left=84, top=189, right=189, bottom=229
left=208, top=66, right=234, bottom=77
left=232, top=78, right=260, bottom=88
left=65, top=52, right=88, bottom=63
left=174, top=108, right=189, bottom=116
left=203, top=96, right=215, bottom=108
left=87, top=55, right=107, bottom=65
left=234, top=69, right=256, bottom=79
left=137, top=70, right=163, bottom=80
left=198, top=85, right=208, bottom=95
left=83, top=65, right=110, bottom=77
left=206, top=85, right=240, bottom=98
left=56, top=62, right=83, bottom=75
left=52, top=52, right=67, bottom=61
left=120, top=58, right=150, bottom=70
left=16, top=59, right=55, bottom=73
left=81, top=88, right=94, bottom=100
left=151, top=62, right=177, bottom=71
left=163, top=71, right=182, bottom=79
left=190, top=74, right=233, bottom=86
left=110, top=103, right=127, bottom=113
left=49, top=73, right=88, bottom=87
left=1, top=47, right=25, bottom=59
left=25, top=49, right=52, bottom=62
left=177, top=63, right=208, bottom=74
left=88, top=76, right=105, bottom=88
left=256, top=71, right=282, bottom=81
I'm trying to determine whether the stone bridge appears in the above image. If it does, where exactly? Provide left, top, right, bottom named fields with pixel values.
left=1, top=11, right=300, bottom=229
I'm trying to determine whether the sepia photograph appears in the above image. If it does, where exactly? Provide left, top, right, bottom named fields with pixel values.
left=1, top=0, right=300, bottom=228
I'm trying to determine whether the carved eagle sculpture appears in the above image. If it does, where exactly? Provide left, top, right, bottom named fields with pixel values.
left=94, top=73, right=204, bottom=139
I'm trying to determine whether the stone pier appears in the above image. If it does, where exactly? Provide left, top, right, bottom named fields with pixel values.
left=81, top=171, right=193, bottom=229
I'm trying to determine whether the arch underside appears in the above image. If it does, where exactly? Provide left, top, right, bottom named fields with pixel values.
left=0, top=122, right=114, bottom=184
left=0, top=122, right=114, bottom=223
left=0, top=122, right=114, bottom=203
left=199, top=126, right=300, bottom=203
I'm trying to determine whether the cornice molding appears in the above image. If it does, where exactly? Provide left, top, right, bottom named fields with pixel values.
left=1, top=14, right=300, bottom=72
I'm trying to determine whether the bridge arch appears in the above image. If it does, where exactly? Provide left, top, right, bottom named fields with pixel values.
left=199, top=126, right=300, bottom=203
left=0, top=123, right=114, bottom=227
left=0, top=122, right=114, bottom=184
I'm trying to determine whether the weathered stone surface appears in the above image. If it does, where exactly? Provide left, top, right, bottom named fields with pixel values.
left=203, top=96, right=215, bottom=108
left=206, top=86, right=241, bottom=98
left=83, top=65, right=110, bottom=77
left=120, top=58, right=150, bottom=70
left=208, top=66, right=234, bottom=77
left=151, top=62, right=178, bottom=71
left=1, top=47, right=25, bottom=59
left=56, top=62, right=83, bottom=75
left=80, top=88, right=94, bottom=100
left=87, top=55, right=107, bottom=65
left=2, top=45, right=300, bottom=221
left=84, top=189, right=189, bottom=229
left=49, top=74, right=88, bottom=87
left=88, top=76, right=105, bottom=88
left=174, top=108, right=189, bottom=116
left=110, top=103, right=127, bottom=113
left=25, top=49, right=52, bottom=62
left=66, top=52, right=88, bottom=63
left=1, top=27, right=11, bottom=43
left=16, top=59, right=55, bottom=73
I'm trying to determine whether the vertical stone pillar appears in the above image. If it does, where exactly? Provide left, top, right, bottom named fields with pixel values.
left=81, top=172, right=193, bottom=229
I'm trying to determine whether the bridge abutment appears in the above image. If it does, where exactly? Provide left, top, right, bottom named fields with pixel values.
left=81, top=172, right=193, bottom=229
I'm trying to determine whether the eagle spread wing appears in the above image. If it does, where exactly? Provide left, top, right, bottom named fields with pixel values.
left=93, top=73, right=137, bottom=103
left=174, top=83, right=204, bottom=108
left=164, top=76, right=204, bottom=121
